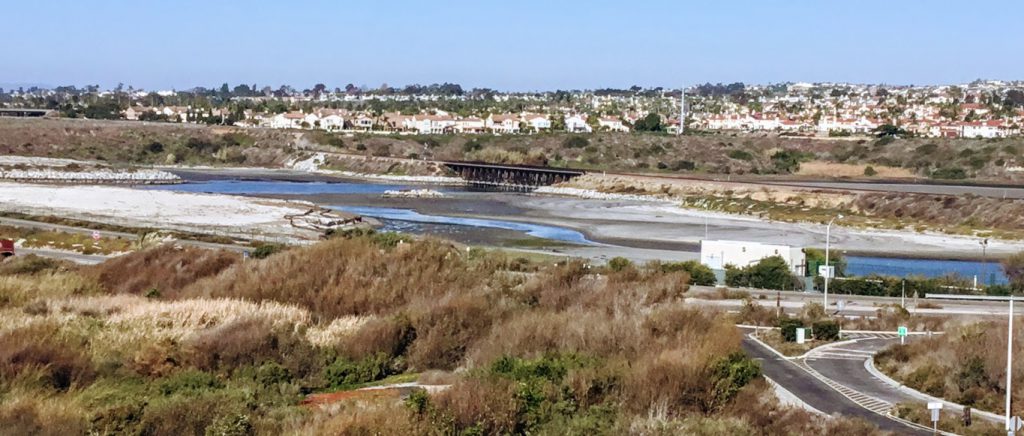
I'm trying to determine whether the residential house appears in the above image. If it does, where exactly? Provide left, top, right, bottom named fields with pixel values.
left=455, top=117, right=486, bottom=134
left=487, top=114, right=520, bottom=134
left=564, top=114, right=592, bottom=133
left=597, top=116, right=630, bottom=132
left=523, top=114, right=551, bottom=132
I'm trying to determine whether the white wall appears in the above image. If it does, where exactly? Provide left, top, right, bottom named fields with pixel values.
left=700, top=240, right=806, bottom=275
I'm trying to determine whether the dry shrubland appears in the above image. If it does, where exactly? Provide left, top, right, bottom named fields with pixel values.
left=85, top=244, right=239, bottom=297
left=876, top=320, right=1024, bottom=413
left=0, top=235, right=890, bottom=434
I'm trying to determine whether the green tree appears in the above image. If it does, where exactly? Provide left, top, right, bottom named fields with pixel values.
left=726, top=256, right=800, bottom=290
left=633, top=113, right=664, bottom=132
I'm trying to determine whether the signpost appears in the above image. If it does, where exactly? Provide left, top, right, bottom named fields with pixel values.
left=928, top=402, right=942, bottom=434
left=91, top=231, right=101, bottom=242
left=898, top=326, right=908, bottom=345
left=818, top=265, right=835, bottom=279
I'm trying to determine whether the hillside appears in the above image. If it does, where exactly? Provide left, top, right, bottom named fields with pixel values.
left=4, top=118, right=1024, bottom=183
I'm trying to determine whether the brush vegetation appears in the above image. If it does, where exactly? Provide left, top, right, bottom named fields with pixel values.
left=0, top=235, right=887, bottom=434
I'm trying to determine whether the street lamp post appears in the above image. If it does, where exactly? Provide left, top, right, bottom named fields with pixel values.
left=1008, top=296, right=1015, bottom=435
left=823, top=214, right=843, bottom=309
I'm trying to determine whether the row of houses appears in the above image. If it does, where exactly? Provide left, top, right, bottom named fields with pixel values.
left=699, top=113, right=1022, bottom=138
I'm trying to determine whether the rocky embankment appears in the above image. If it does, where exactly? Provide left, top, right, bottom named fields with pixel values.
left=0, top=156, right=180, bottom=184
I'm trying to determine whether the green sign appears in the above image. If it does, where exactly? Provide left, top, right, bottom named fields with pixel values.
left=897, top=326, right=908, bottom=337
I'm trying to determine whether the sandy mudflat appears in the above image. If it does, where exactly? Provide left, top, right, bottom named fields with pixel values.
left=0, top=182, right=356, bottom=242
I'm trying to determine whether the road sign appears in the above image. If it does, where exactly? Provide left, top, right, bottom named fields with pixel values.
left=796, top=328, right=806, bottom=344
left=242, top=250, right=250, bottom=260
left=91, top=231, right=101, bottom=241
left=897, top=326, right=908, bottom=337
left=1011, top=415, right=1024, bottom=432
left=928, top=402, right=943, bottom=429
left=818, top=265, right=835, bottom=278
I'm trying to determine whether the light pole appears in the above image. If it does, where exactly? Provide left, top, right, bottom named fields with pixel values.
left=823, top=214, right=843, bottom=309
left=981, top=238, right=989, bottom=286
left=1008, top=295, right=1015, bottom=436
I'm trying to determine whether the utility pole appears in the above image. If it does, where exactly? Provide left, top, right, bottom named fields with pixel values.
left=678, top=88, right=686, bottom=136
left=1008, top=296, right=1015, bottom=436
left=823, top=214, right=843, bottom=309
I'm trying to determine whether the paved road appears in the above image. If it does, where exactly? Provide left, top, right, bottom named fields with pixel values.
left=1, top=215, right=249, bottom=253
left=764, top=181, right=1024, bottom=200
left=16, top=247, right=110, bottom=265
left=0, top=216, right=252, bottom=264
left=692, top=286, right=1022, bottom=318
left=805, top=334, right=1002, bottom=427
left=741, top=332, right=929, bottom=434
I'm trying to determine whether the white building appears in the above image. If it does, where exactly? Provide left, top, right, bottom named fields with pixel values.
left=524, top=114, right=551, bottom=132
left=564, top=114, right=592, bottom=133
left=700, top=240, right=806, bottom=275
left=487, top=114, right=520, bottom=134
left=598, top=116, right=630, bottom=132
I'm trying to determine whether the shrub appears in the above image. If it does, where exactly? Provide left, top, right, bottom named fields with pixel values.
left=931, top=167, right=967, bottom=180
left=863, top=166, right=877, bottom=176
left=86, top=244, right=238, bottom=297
left=778, top=318, right=803, bottom=342
left=323, top=353, right=393, bottom=388
left=769, top=149, right=812, bottom=174
left=607, top=257, right=632, bottom=272
left=811, top=320, right=839, bottom=341
left=0, top=325, right=95, bottom=391
left=658, top=260, right=717, bottom=286
left=0, top=255, right=65, bottom=275
left=563, top=136, right=590, bottom=148
left=251, top=243, right=285, bottom=259
left=727, top=150, right=753, bottom=161
left=185, top=317, right=322, bottom=379
left=157, top=370, right=223, bottom=396
left=725, top=256, right=800, bottom=290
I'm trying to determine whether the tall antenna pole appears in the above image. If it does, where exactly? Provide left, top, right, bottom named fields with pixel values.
left=678, top=87, right=686, bottom=136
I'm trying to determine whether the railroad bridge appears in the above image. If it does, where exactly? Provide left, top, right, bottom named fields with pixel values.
left=442, top=161, right=585, bottom=188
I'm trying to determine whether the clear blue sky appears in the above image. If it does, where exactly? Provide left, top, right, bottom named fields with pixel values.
left=3, top=0, right=1021, bottom=91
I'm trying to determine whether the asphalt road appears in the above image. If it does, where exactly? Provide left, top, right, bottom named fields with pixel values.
left=764, top=180, right=1024, bottom=200
left=741, top=332, right=930, bottom=435
left=692, top=286, right=1023, bottom=318
left=0, top=216, right=252, bottom=264
left=16, top=247, right=110, bottom=265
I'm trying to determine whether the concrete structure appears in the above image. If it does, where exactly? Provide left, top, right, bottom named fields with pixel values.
left=700, top=240, right=806, bottom=275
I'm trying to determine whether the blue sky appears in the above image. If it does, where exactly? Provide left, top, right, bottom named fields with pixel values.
left=3, top=0, right=1021, bottom=91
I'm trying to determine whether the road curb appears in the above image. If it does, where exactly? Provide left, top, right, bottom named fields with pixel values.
left=864, top=357, right=1004, bottom=425
left=763, top=376, right=826, bottom=416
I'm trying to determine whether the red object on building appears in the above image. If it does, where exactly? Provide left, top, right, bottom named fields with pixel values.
left=0, top=239, right=14, bottom=258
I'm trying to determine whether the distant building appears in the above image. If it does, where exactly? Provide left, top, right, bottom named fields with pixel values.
left=564, top=114, right=592, bottom=133
left=700, top=240, right=806, bottom=276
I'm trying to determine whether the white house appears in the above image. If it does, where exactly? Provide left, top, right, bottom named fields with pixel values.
left=960, top=120, right=1010, bottom=138
left=456, top=117, right=486, bottom=134
left=269, top=111, right=305, bottom=129
left=523, top=114, right=551, bottom=132
left=564, top=114, right=592, bottom=133
left=350, top=113, right=374, bottom=131
left=487, top=114, right=520, bottom=134
left=597, top=116, right=630, bottom=132
left=411, top=114, right=456, bottom=134
left=320, top=114, right=345, bottom=130
left=700, top=240, right=806, bottom=276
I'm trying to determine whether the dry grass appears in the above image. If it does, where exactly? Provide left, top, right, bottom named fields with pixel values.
left=796, top=161, right=915, bottom=178
left=0, top=233, right=895, bottom=434
left=84, top=243, right=239, bottom=297
left=876, top=320, right=1023, bottom=413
